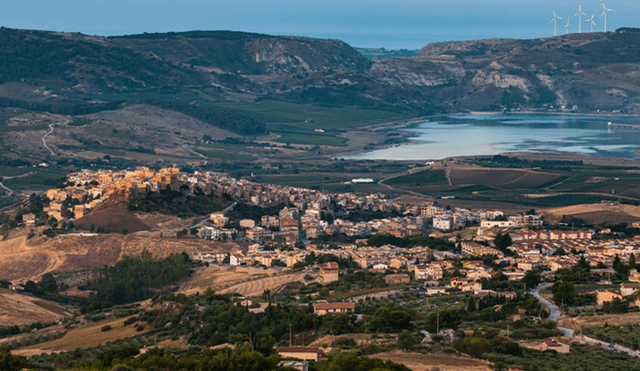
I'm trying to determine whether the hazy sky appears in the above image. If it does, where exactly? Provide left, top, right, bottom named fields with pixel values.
left=1, top=0, right=638, bottom=49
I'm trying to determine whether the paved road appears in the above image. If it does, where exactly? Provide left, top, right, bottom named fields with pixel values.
left=42, top=124, right=56, bottom=155
left=0, top=181, right=13, bottom=195
left=531, top=283, right=640, bottom=358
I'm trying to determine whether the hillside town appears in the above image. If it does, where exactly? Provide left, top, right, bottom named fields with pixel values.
left=23, top=167, right=640, bottom=309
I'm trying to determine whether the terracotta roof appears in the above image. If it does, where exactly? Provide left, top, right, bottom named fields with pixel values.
left=277, top=347, right=320, bottom=353
left=313, top=302, right=355, bottom=310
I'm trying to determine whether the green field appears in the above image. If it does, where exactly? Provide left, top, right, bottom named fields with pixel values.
left=275, top=132, right=347, bottom=147
left=0, top=167, right=33, bottom=177
left=203, top=100, right=402, bottom=130
left=3, top=171, right=66, bottom=190
left=199, top=150, right=254, bottom=161
left=253, top=174, right=351, bottom=188
left=385, top=170, right=447, bottom=186
left=96, top=90, right=402, bottom=131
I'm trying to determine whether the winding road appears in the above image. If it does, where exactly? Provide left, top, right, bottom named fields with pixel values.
left=531, top=283, right=640, bottom=358
left=0, top=181, right=13, bottom=196
left=42, top=124, right=56, bottom=155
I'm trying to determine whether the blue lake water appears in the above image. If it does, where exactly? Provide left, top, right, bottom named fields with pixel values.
left=349, top=114, right=640, bottom=161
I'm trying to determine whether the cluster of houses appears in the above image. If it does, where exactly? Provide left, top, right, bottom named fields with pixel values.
left=36, top=168, right=640, bottom=303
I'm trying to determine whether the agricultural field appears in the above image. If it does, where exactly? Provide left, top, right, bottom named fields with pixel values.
left=253, top=174, right=353, bottom=189
left=0, top=289, right=73, bottom=327
left=15, top=316, right=149, bottom=354
left=381, top=160, right=640, bottom=210
left=370, top=351, right=493, bottom=371
left=181, top=265, right=311, bottom=297
left=385, top=169, right=447, bottom=187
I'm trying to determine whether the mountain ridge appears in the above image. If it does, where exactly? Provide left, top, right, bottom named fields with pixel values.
left=1, top=27, right=639, bottom=119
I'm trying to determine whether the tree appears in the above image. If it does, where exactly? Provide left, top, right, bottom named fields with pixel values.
left=397, top=330, right=420, bottom=350
left=467, top=295, right=477, bottom=312
left=493, top=233, right=512, bottom=253
left=552, top=281, right=576, bottom=306
left=630, top=253, right=637, bottom=269
left=602, top=297, right=629, bottom=314
left=522, top=270, right=541, bottom=290
left=0, top=347, right=26, bottom=371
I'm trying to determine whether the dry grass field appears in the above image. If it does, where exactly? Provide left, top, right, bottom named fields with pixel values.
left=216, top=271, right=309, bottom=297
left=0, top=289, right=73, bottom=327
left=13, top=316, right=147, bottom=356
left=543, top=203, right=640, bottom=224
left=0, top=228, right=240, bottom=281
left=181, top=266, right=311, bottom=297
left=558, top=312, right=640, bottom=330
left=369, top=351, right=493, bottom=371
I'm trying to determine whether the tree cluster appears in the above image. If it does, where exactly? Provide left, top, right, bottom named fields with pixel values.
left=82, top=251, right=191, bottom=309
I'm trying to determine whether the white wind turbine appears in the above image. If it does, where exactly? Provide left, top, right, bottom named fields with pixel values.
left=574, top=0, right=587, bottom=33
left=565, top=17, right=571, bottom=34
left=600, top=0, right=616, bottom=33
left=585, top=13, right=596, bottom=32
left=549, top=8, right=563, bottom=37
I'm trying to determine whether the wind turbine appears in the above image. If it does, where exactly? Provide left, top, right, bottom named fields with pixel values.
left=585, top=13, right=596, bottom=32
left=565, top=17, right=571, bottom=35
left=600, top=0, right=615, bottom=33
left=574, top=0, right=587, bottom=33
left=549, top=8, right=563, bottom=37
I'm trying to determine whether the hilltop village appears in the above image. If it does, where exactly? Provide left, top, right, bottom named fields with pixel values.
left=23, top=168, right=640, bottom=304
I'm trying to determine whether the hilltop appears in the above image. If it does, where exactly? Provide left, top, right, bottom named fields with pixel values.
left=1, top=27, right=639, bottom=116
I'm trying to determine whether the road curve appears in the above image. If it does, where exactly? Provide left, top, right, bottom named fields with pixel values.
left=42, top=124, right=56, bottom=155
left=531, top=283, right=639, bottom=358
left=0, top=181, right=14, bottom=195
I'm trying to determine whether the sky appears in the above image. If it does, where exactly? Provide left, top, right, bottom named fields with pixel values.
left=1, top=0, right=638, bottom=49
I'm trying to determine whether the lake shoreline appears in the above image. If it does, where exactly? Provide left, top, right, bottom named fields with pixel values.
left=339, top=112, right=640, bottom=162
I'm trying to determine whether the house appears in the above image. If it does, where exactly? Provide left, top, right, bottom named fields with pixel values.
left=433, top=217, right=452, bottom=231
left=372, top=262, right=389, bottom=271
left=620, top=282, right=640, bottom=297
left=629, top=269, right=640, bottom=283
left=239, top=219, right=256, bottom=229
left=596, top=290, right=624, bottom=306
left=230, top=254, right=245, bottom=266
left=385, top=273, right=410, bottom=284
left=425, top=287, right=447, bottom=295
left=460, top=281, right=482, bottom=293
left=277, top=347, right=321, bottom=361
left=541, top=339, right=570, bottom=353
left=210, top=212, right=229, bottom=228
left=23, top=213, right=36, bottom=226
left=313, top=302, right=356, bottom=315
left=320, top=262, right=339, bottom=284
left=467, top=269, right=492, bottom=281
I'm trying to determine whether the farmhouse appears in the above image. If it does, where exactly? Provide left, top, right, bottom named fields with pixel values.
left=277, top=347, right=321, bottom=361
left=313, top=302, right=356, bottom=315
left=596, top=290, right=624, bottom=306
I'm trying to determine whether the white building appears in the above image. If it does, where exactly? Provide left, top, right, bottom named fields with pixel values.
left=433, top=217, right=452, bottom=231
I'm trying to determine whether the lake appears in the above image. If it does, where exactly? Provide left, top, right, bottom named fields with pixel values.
left=349, top=114, right=640, bottom=161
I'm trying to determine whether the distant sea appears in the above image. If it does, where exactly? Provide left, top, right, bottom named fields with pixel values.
left=348, top=114, right=640, bottom=161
